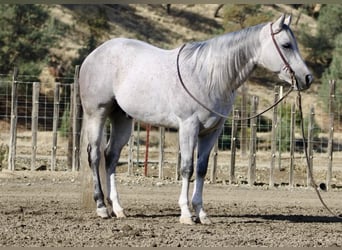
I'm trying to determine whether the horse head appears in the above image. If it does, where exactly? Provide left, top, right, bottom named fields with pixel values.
left=258, top=14, right=313, bottom=90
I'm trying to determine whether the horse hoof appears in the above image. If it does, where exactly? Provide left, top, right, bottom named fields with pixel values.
left=96, top=207, right=109, bottom=219
left=179, top=217, right=195, bottom=225
left=199, top=216, right=212, bottom=225
left=115, top=210, right=127, bottom=218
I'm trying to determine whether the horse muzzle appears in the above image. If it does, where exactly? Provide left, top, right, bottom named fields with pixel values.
left=296, top=73, right=313, bottom=91
left=305, top=74, right=314, bottom=87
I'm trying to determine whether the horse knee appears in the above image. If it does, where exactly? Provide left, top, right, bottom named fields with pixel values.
left=196, top=157, right=209, bottom=178
left=181, top=165, right=194, bottom=179
left=104, top=150, right=120, bottom=170
left=196, top=167, right=207, bottom=178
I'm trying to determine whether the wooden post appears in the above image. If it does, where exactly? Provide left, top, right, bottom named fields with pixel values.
left=289, top=102, right=296, bottom=188
left=136, top=121, right=140, bottom=167
left=8, top=67, right=18, bottom=171
left=51, top=83, right=60, bottom=171
left=128, top=120, right=135, bottom=175
left=278, top=86, right=283, bottom=170
left=158, top=126, right=165, bottom=179
left=269, top=86, right=279, bottom=187
left=144, top=124, right=151, bottom=176
left=326, top=80, right=335, bottom=190
left=240, top=82, right=248, bottom=156
left=67, top=84, right=74, bottom=170
left=230, top=110, right=239, bottom=184
left=307, top=105, right=315, bottom=187
left=31, top=82, right=40, bottom=171
left=248, top=96, right=258, bottom=186
left=210, top=141, right=218, bottom=183
left=72, top=65, right=81, bottom=171
left=175, top=131, right=181, bottom=181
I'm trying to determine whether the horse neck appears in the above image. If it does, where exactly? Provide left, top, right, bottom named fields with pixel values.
left=182, top=24, right=264, bottom=99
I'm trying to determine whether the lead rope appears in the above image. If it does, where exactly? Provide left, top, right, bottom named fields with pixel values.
left=297, top=90, right=342, bottom=220
left=270, top=22, right=341, bottom=219
left=176, top=43, right=293, bottom=121
left=177, top=22, right=342, bottom=219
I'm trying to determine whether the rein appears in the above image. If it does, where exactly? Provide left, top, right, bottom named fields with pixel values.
left=272, top=22, right=341, bottom=220
left=297, top=91, right=342, bottom=220
left=176, top=22, right=341, bottom=220
left=176, top=43, right=294, bottom=121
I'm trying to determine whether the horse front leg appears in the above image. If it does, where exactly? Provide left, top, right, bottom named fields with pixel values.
left=178, top=121, right=198, bottom=225
left=192, top=127, right=223, bottom=224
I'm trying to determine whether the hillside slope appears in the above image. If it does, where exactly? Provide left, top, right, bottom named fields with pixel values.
left=46, top=4, right=323, bottom=128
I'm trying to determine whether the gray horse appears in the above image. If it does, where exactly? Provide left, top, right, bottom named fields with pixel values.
left=79, top=14, right=313, bottom=225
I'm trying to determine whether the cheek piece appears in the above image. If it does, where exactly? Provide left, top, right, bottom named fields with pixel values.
left=270, top=23, right=297, bottom=89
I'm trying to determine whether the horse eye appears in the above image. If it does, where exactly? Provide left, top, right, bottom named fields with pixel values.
left=282, top=43, right=292, bottom=49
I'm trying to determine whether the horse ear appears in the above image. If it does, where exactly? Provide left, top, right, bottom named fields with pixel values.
left=284, top=14, right=292, bottom=26
left=273, top=14, right=285, bottom=33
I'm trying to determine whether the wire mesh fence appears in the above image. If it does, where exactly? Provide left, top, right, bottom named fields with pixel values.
left=0, top=71, right=341, bottom=188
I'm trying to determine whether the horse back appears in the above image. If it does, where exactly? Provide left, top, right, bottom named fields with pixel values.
left=79, top=38, right=180, bottom=127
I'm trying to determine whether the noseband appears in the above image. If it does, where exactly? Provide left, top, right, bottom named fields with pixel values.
left=270, top=23, right=297, bottom=89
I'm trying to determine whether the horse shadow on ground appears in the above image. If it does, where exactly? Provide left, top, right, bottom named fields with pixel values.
left=213, top=213, right=342, bottom=224
left=130, top=211, right=342, bottom=224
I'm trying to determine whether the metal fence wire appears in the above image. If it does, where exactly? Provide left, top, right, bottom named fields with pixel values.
left=0, top=72, right=341, bottom=188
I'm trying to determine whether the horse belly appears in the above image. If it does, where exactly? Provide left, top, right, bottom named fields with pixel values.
left=116, top=90, right=178, bottom=128
left=114, top=55, right=179, bottom=128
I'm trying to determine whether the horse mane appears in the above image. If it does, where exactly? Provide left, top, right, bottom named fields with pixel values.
left=181, top=23, right=266, bottom=99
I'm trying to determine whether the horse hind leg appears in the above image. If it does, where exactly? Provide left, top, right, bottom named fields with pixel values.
left=104, top=108, right=133, bottom=218
left=86, top=111, right=109, bottom=218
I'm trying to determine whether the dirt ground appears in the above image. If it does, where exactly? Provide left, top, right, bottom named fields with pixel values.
left=0, top=168, right=341, bottom=247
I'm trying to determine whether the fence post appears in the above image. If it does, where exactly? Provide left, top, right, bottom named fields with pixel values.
left=136, top=121, right=140, bottom=167
left=326, top=80, right=335, bottom=190
left=72, top=65, right=81, bottom=171
left=8, top=67, right=18, bottom=171
left=175, top=132, right=181, bottom=181
left=248, top=96, right=258, bottom=186
left=210, top=140, right=218, bottom=183
left=31, top=82, right=40, bottom=171
left=68, top=84, right=74, bottom=170
left=128, top=120, right=135, bottom=175
left=307, top=105, right=315, bottom=187
left=289, top=102, right=296, bottom=188
left=278, top=86, right=283, bottom=170
left=229, top=109, right=239, bottom=184
left=144, top=124, right=151, bottom=176
left=158, top=126, right=165, bottom=179
left=51, top=82, right=60, bottom=171
left=269, top=86, right=279, bottom=187
left=240, top=82, right=248, bottom=156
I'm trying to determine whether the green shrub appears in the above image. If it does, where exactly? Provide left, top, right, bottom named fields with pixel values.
left=0, top=143, right=9, bottom=170
left=59, top=104, right=70, bottom=137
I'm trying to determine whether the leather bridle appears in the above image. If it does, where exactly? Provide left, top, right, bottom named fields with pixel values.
left=270, top=22, right=298, bottom=90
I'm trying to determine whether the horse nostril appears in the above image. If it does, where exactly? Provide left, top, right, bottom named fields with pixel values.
left=305, top=74, right=313, bottom=86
